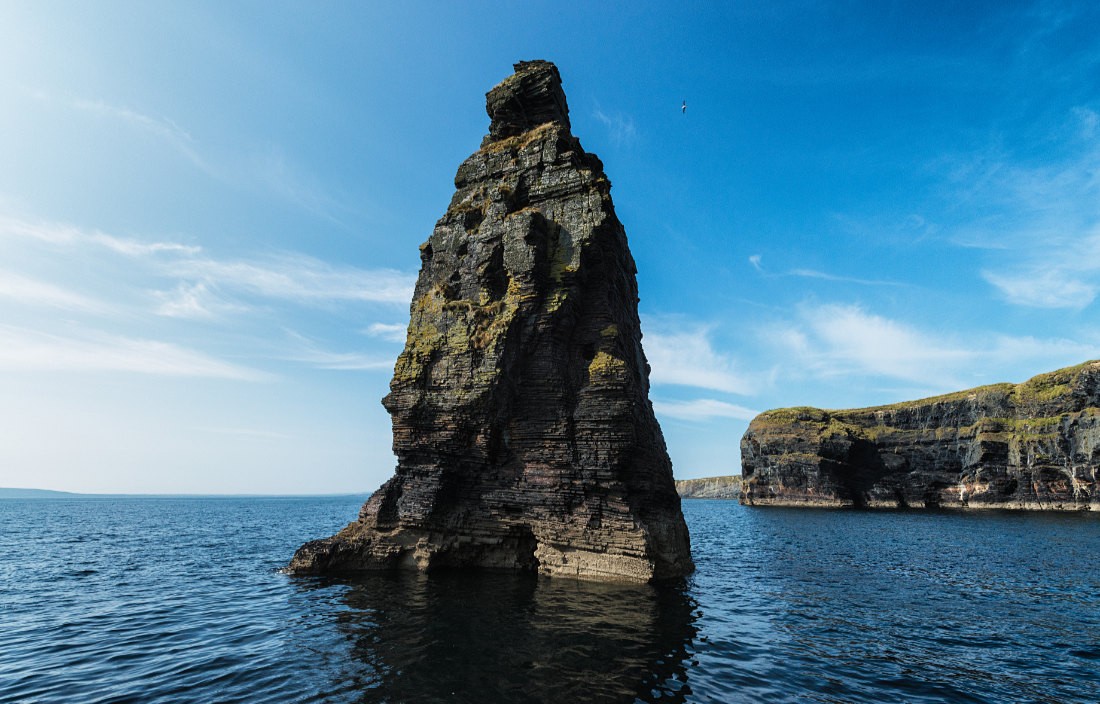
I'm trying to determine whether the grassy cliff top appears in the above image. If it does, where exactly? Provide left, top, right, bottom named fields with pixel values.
left=754, top=360, right=1100, bottom=425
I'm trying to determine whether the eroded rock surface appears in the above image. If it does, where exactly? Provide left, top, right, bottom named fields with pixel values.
left=741, top=361, right=1100, bottom=510
left=676, top=476, right=741, bottom=499
left=290, top=60, right=693, bottom=582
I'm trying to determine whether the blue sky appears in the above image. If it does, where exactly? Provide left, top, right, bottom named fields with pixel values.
left=2, top=1, right=1099, bottom=493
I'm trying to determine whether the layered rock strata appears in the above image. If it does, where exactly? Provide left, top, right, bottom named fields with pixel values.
left=675, top=476, right=742, bottom=499
left=741, top=361, right=1100, bottom=510
left=291, top=60, right=693, bottom=581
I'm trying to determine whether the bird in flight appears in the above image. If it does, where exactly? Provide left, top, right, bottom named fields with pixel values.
left=682, top=100, right=687, bottom=114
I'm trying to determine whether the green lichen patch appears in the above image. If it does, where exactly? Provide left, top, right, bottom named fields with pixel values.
left=588, top=350, right=626, bottom=378
left=752, top=407, right=830, bottom=426
left=1011, top=362, right=1096, bottom=403
left=854, top=383, right=1014, bottom=413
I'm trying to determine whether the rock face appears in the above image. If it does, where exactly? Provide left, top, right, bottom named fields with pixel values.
left=741, top=361, right=1100, bottom=510
left=290, top=60, right=693, bottom=582
left=675, top=476, right=742, bottom=499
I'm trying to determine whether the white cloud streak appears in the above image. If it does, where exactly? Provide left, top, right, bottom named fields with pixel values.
left=653, top=398, right=759, bottom=422
left=980, top=228, right=1100, bottom=308
left=645, top=325, right=756, bottom=395
left=1, top=214, right=416, bottom=312
left=593, top=107, right=638, bottom=147
left=767, top=302, right=1097, bottom=390
left=364, top=322, right=408, bottom=343
left=939, top=107, right=1100, bottom=309
left=799, top=304, right=971, bottom=384
left=1, top=211, right=417, bottom=380
left=280, top=330, right=395, bottom=371
left=172, top=254, right=415, bottom=306
left=0, top=271, right=106, bottom=312
left=257, top=148, right=349, bottom=225
left=747, top=253, right=901, bottom=286
left=0, top=325, right=269, bottom=380
left=70, top=97, right=213, bottom=175
left=154, top=281, right=251, bottom=319
left=45, top=94, right=349, bottom=221
left=788, top=268, right=904, bottom=287
left=0, top=214, right=201, bottom=256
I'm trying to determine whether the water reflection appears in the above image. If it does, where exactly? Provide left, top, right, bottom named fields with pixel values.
left=305, top=571, right=698, bottom=703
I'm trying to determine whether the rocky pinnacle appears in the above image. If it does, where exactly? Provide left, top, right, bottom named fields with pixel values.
left=289, top=60, right=694, bottom=582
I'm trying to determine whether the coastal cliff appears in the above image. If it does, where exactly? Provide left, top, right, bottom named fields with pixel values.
left=676, top=476, right=741, bottom=499
left=290, top=61, right=693, bottom=582
left=741, top=361, right=1100, bottom=510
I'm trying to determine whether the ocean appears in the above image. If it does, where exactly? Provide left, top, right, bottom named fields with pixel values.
left=1, top=496, right=1097, bottom=703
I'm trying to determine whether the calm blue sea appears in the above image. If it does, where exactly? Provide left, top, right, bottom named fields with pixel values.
left=1, top=496, right=1098, bottom=703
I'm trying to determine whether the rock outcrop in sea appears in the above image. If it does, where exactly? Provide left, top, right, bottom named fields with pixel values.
left=290, top=60, right=693, bottom=582
left=741, top=361, right=1100, bottom=510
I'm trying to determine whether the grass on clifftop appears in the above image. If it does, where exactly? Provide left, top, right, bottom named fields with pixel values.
left=753, top=360, right=1100, bottom=422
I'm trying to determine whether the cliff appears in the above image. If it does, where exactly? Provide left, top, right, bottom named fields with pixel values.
left=741, top=361, right=1100, bottom=510
left=675, top=476, right=741, bottom=499
left=290, top=61, right=693, bottom=582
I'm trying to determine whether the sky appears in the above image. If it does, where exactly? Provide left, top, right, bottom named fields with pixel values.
left=2, top=0, right=1099, bottom=494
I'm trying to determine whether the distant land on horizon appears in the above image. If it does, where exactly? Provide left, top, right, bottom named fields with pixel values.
left=675, top=475, right=742, bottom=499
left=3, top=479, right=742, bottom=500
left=0, top=488, right=84, bottom=499
left=0, top=488, right=371, bottom=500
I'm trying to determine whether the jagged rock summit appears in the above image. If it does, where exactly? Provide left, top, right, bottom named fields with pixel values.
left=741, top=361, right=1100, bottom=510
left=290, top=60, right=693, bottom=582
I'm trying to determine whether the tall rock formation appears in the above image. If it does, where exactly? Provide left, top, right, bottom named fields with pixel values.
left=290, top=60, right=693, bottom=582
left=741, top=361, right=1100, bottom=510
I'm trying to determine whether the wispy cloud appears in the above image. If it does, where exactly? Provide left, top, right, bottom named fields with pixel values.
left=364, top=322, right=407, bottom=343
left=2, top=213, right=416, bottom=312
left=785, top=304, right=972, bottom=386
left=41, top=93, right=350, bottom=221
left=593, top=107, right=637, bottom=147
left=69, top=97, right=213, bottom=175
left=0, top=324, right=269, bottom=380
left=257, top=148, right=350, bottom=226
left=978, top=222, right=1100, bottom=309
left=644, top=323, right=756, bottom=395
left=787, top=268, right=904, bottom=287
left=280, top=330, right=395, bottom=371
left=653, top=398, right=758, bottom=422
left=982, top=264, right=1099, bottom=309
left=0, top=271, right=107, bottom=312
left=154, top=281, right=249, bottom=319
left=766, top=302, right=1097, bottom=390
left=0, top=214, right=201, bottom=257
left=936, top=106, right=1100, bottom=308
left=1, top=210, right=418, bottom=381
left=172, top=253, right=415, bottom=306
left=747, top=253, right=902, bottom=286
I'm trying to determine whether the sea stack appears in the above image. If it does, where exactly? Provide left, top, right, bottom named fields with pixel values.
left=290, top=60, right=693, bottom=582
left=741, top=361, right=1100, bottom=510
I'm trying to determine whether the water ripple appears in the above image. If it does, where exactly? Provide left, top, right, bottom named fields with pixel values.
left=1, top=498, right=1099, bottom=702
